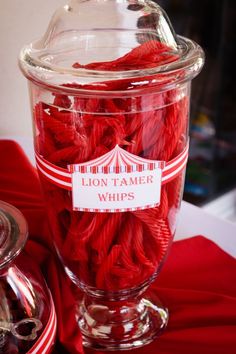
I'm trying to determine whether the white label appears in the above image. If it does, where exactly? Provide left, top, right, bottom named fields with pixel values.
left=69, top=145, right=164, bottom=212
left=71, top=169, right=162, bottom=212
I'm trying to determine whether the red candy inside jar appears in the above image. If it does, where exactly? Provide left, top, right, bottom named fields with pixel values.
left=33, top=53, right=189, bottom=291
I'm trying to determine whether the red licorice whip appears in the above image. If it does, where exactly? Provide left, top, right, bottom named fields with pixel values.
left=34, top=40, right=188, bottom=291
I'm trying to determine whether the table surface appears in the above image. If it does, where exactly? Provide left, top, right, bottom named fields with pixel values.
left=2, top=136, right=236, bottom=258
left=176, top=201, right=236, bottom=258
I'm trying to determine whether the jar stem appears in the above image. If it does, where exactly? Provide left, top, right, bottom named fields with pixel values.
left=77, top=290, right=168, bottom=350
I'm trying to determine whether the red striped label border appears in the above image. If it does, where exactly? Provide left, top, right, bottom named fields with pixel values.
left=35, top=142, right=189, bottom=191
left=162, top=143, right=189, bottom=184
left=27, top=292, right=57, bottom=354
left=35, top=154, right=72, bottom=190
left=73, top=203, right=159, bottom=213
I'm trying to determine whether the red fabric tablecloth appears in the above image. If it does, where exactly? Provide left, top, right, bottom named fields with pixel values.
left=0, top=140, right=236, bottom=354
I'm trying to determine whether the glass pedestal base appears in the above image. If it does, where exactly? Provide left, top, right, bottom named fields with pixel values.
left=77, top=293, right=168, bottom=351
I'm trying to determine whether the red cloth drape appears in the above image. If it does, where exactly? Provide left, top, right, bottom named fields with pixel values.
left=0, top=140, right=236, bottom=354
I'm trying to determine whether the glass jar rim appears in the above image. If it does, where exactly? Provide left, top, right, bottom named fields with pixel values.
left=19, top=35, right=204, bottom=94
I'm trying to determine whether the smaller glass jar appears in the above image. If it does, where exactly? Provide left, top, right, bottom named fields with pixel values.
left=0, top=201, right=56, bottom=354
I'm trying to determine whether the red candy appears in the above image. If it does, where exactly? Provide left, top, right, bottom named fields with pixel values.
left=34, top=40, right=189, bottom=291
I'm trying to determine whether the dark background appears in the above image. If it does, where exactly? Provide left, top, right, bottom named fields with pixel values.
left=158, top=0, right=236, bottom=205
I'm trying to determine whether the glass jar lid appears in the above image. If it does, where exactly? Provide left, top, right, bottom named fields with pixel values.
left=19, top=0, right=204, bottom=92
left=0, top=201, right=28, bottom=270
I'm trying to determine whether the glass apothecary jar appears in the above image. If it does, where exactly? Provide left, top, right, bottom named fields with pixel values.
left=19, top=0, right=204, bottom=350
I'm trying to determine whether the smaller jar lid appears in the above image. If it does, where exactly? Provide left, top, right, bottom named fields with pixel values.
left=0, top=201, right=28, bottom=270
